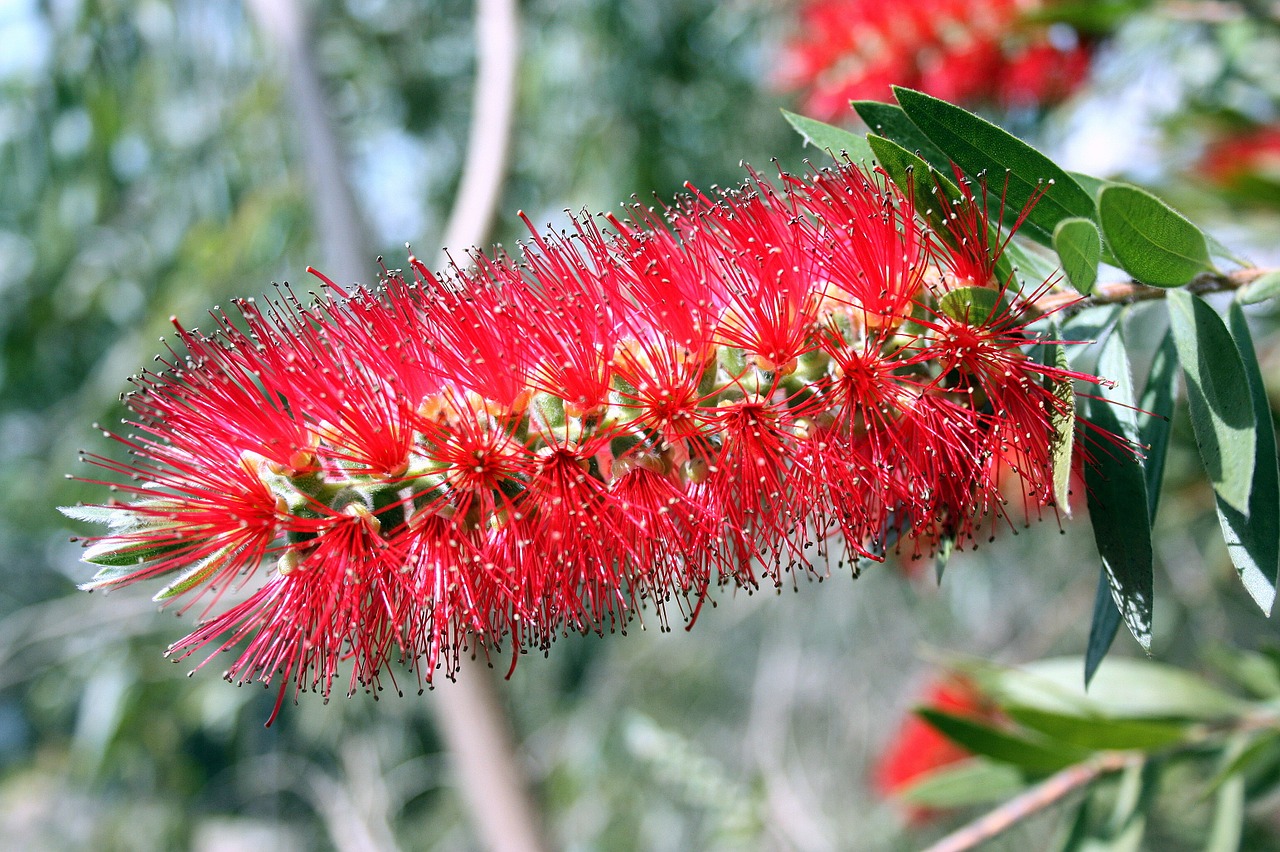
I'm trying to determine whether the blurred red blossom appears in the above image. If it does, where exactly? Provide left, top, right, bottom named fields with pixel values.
left=1198, top=124, right=1280, bottom=203
left=780, top=0, right=1095, bottom=121
left=873, top=675, right=993, bottom=820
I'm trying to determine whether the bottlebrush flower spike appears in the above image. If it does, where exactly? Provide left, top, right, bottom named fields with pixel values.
left=65, top=160, right=1119, bottom=717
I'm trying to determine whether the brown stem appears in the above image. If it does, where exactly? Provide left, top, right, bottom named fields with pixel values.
left=921, top=753, right=1133, bottom=852
left=1026, top=267, right=1270, bottom=319
left=244, top=0, right=372, bottom=287
left=435, top=0, right=520, bottom=266
left=434, top=669, right=549, bottom=852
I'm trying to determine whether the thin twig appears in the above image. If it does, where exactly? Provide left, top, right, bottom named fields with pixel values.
left=244, top=0, right=371, bottom=287
left=921, top=753, right=1133, bottom=852
left=1027, top=266, right=1270, bottom=319
left=435, top=0, right=520, bottom=266
left=434, top=666, right=549, bottom=852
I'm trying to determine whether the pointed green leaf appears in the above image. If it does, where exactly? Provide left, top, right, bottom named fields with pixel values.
left=1084, top=567, right=1122, bottom=687
left=59, top=504, right=125, bottom=527
left=867, top=135, right=1021, bottom=289
left=1137, top=331, right=1178, bottom=523
left=1167, top=291, right=1257, bottom=515
left=1053, top=217, right=1101, bottom=294
left=1024, top=0, right=1153, bottom=32
left=781, top=110, right=874, bottom=163
left=867, top=134, right=957, bottom=222
left=1084, top=329, right=1153, bottom=651
left=916, top=708, right=1088, bottom=773
left=1238, top=269, right=1280, bottom=305
left=1097, top=184, right=1212, bottom=287
left=892, top=87, right=1097, bottom=245
left=897, top=759, right=1027, bottom=808
left=82, top=535, right=190, bottom=570
left=1069, top=171, right=1107, bottom=200
left=1004, top=706, right=1189, bottom=751
left=851, top=100, right=951, bottom=172
left=80, top=562, right=153, bottom=588
left=1208, top=302, right=1278, bottom=613
left=1206, top=233, right=1251, bottom=267
left=152, top=547, right=230, bottom=601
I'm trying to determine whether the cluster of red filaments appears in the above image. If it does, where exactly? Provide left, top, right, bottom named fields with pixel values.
left=71, top=161, right=1102, bottom=711
left=780, top=0, right=1095, bottom=120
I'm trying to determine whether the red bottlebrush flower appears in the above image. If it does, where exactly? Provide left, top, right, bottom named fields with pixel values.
left=779, top=0, right=1096, bottom=121
left=874, top=675, right=993, bottom=820
left=66, top=159, right=1120, bottom=716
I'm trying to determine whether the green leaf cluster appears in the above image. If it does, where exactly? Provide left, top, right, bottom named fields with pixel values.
left=898, top=656, right=1280, bottom=849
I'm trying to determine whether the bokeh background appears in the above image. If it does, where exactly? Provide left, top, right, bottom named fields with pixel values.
left=3, top=0, right=1280, bottom=849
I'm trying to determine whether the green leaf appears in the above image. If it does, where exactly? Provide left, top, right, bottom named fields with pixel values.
left=1084, top=328, right=1153, bottom=652
left=1136, top=331, right=1178, bottom=523
left=868, top=134, right=1024, bottom=289
left=938, top=286, right=1008, bottom=326
left=1053, top=217, right=1101, bottom=294
left=897, top=759, right=1027, bottom=808
left=916, top=709, right=1087, bottom=773
left=781, top=110, right=874, bottom=163
left=1069, top=171, right=1108, bottom=202
left=1004, top=706, right=1189, bottom=751
left=851, top=100, right=950, bottom=172
left=866, top=134, right=954, bottom=221
left=892, top=87, right=1097, bottom=245
left=152, top=547, right=230, bottom=601
left=1097, top=184, right=1213, bottom=287
left=1208, top=301, right=1278, bottom=613
left=82, top=535, right=190, bottom=570
left=979, top=657, right=1247, bottom=721
left=59, top=504, right=125, bottom=527
left=1005, top=239, right=1060, bottom=286
left=1024, top=0, right=1152, bottom=33
left=1238, top=269, right=1280, bottom=305
left=1084, top=567, right=1122, bottom=687
left=1206, top=233, right=1250, bottom=267
left=1167, top=291, right=1257, bottom=516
